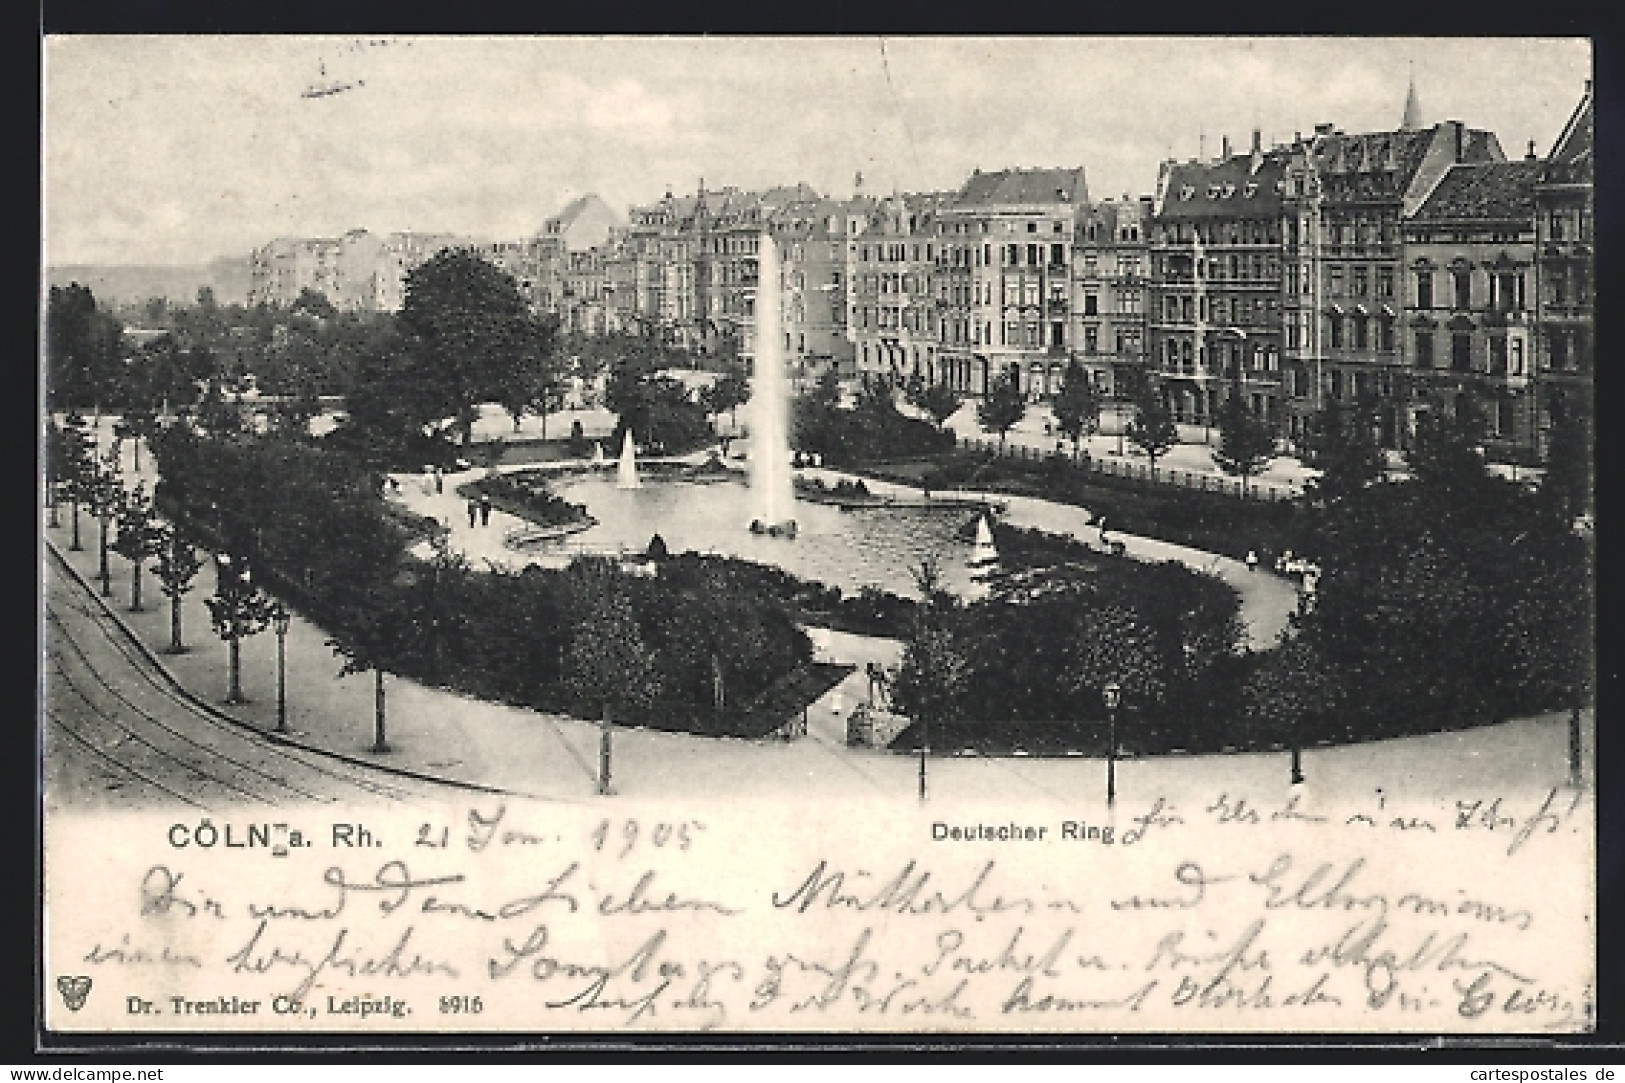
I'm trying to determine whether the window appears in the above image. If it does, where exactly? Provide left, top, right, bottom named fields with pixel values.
left=1510, top=337, right=1525, bottom=376
left=1451, top=333, right=1472, bottom=371
left=1027, top=221, right=1038, bottom=233
left=1329, top=316, right=1344, bottom=348
left=1379, top=317, right=1394, bottom=352
left=1329, top=266, right=1344, bottom=295
left=1489, top=336, right=1507, bottom=373
left=1378, top=267, right=1395, bottom=298
left=1352, top=266, right=1368, bottom=296
left=1084, top=326, right=1098, bottom=353
left=1453, top=268, right=1471, bottom=310
left=1549, top=212, right=1566, bottom=241
left=1353, top=315, right=1368, bottom=350
left=1050, top=243, right=1065, bottom=266
left=1027, top=244, right=1040, bottom=267
left=1331, top=370, right=1344, bottom=399
left=1084, top=293, right=1098, bottom=316
left=1416, top=270, right=1433, bottom=309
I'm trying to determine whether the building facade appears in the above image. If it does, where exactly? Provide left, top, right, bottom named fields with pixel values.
left=934, top=168, right=1090, bottom=398
left=1401, top=157, right=1543, bottom=458
left=1533, top=82, right=1594, bottom=453
left=1281, top=107, right=1505, bottom=450
left=849, top=192, right=950, bottom=388
left=1149, top=134, right=1288, bottom=429
left=1074, top=196, right=1153, bottom=398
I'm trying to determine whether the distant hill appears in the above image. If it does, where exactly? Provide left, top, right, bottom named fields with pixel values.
left=46, top=256, right=251, bottom=307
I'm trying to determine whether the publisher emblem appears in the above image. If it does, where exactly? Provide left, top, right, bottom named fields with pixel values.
left=56, top=975, right=92, bottom=1012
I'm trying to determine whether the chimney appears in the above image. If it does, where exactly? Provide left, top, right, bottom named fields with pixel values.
left=1221, top=135, right=1232, bottom=159
left=1527, top=140, right=1538, bottom=161
left=1445, top=119, right=1465, bottom=160
left=1251, top=128, right=1262, bottom=153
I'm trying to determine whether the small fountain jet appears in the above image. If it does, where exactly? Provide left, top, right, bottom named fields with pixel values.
left=616, top=429, right=641, bottom=489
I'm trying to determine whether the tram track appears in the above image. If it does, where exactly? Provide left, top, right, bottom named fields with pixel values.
left=42, top=543, right=483, bottom=809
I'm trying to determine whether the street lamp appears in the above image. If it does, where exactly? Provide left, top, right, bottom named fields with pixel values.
left=273, top=603, right=291, bottom=734
left=918, top=713, right=930, bottom=803
left=1103, top=681, right=1122, bottom=808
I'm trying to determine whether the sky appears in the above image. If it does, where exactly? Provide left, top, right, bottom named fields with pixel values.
left=44, top=36, right=1592, bottom=267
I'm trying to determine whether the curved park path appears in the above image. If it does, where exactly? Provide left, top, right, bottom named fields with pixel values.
left=47, top=415, right=1588, bottom=808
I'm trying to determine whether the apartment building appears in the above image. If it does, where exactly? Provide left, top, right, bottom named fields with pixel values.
left=1149, top=135, right=1288, bottom=428
left=1073, top=196, right=1153, bottom=398
left=932, top=167, right=1090, bottom=398
left=849, top=192, right=951, bottom=387
left=1533, top=82, right=1594, bottom=453
left=1279, top=99, right=1505, bottom=450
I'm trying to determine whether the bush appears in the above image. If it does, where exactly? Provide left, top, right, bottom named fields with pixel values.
left=148, top=427, right=815, bottom=737
left=461, top=470, right=589, bottom=529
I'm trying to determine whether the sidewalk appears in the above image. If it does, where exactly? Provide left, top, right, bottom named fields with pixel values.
left=943, top=400, right=1318, bottom=495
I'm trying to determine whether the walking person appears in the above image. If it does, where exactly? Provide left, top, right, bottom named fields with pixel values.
left=479, top=493, right=492, bottom=527
left=466, top=499, right=478, bottom=528
left=1245, top=549, right=1259, bottom=573
left=434, top=467, right=444, bottom=495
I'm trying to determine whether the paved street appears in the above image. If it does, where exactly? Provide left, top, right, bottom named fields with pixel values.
left=43, top=545, right=471, bottom=813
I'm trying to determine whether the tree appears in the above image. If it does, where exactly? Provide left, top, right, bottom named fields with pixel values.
left=704, top=369, right=751, bottom=433
left=58, top=413, right=94, bottom=551
left=46, top=284, right=124, bottom=411
left=203, top=553, right=279, bottom=704
left=321, top=504, right=412, bottom=752
left=1051, top=360, right=1101, bottom=458
left=1061, top=604, right=1166, bottom=713
left=1305, top=402, right=1386, bottom=504
left=397, top=248, right=546, bottom=446
left=290, top=288, right=338, bottom=321
left=1541, top=403, right=1592, bottom=525
left=890, top=561, right=970, bottom=795
left=492, top=313, right=565, bottom=435
left=152, top=524, right=205, bottom=653
left=562, top=568, right=661, bottom=795
left=1213, top=393, right=1278, bottom=494
left=1408, top=402, right=1491, bottom=500
left=85, top=450, right=126, bottom=597
left=976, top=370, right=1026, bottom=451
left=113, top=482, right=164, bottom=611
left=1127, top=383, right=1179, bottom=476
left=907, top=376, right=963, bottom=432
left=1241, top=635, right=1344, bottom=782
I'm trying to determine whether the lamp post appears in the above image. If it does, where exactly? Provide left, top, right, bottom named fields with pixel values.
left=273, top=603, right=291, bottom=734
left=1103, top=681, right=1122, bottom=808
left=918, top=712, right=930, bottom=803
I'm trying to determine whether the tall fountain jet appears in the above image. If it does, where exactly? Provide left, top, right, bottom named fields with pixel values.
left=748, top=232, right=796, bottom=537
left=616, top=428, right=641, bottom=489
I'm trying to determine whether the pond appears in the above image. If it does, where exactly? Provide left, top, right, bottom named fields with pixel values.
left=542, top=471, right=987, bottom=599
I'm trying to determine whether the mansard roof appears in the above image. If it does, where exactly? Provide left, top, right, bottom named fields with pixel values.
left=1308, top=125, right=1502, bottom=202
left=954, top=167, right=1089, bottom=208
left=1410, top=160, right=1543, bottom=222
left=1156, top=151, right=1287, bottom=220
